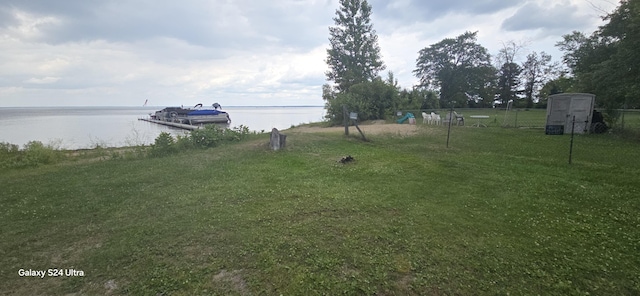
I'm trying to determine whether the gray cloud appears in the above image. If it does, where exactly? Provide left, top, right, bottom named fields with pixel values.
left=1, top=0, right=333, bottom=50
left=501, top=2, right=592, bottom=33
left=0, top=6, right=17, bottom=27
left=370, top=0, right=527, bottom=24
left=0, top=0, right=619, bottom=107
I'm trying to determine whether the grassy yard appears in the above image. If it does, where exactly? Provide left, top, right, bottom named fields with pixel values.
left=1, top=125, right=639, bottom=295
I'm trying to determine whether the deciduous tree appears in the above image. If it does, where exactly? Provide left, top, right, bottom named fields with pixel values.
left=556, top=0, right=640, bottom=110
left=538, top=74, right=576, bottom=108
left=494, top=41, right=526, bottom=107
left=414, top=31, right=493, bottom=107
left=521, top=51, right=557, bottom=108
left=496, top=62, right=522, bottom=107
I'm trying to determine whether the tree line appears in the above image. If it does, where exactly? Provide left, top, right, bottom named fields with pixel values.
left=323, top=0, right=639, bottom=124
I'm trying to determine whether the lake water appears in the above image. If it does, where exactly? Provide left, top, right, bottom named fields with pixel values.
left=0, top=106, right=325, bottom=150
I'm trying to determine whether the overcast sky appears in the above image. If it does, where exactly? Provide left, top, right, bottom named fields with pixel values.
left=0, top=0, right=619, bottom=107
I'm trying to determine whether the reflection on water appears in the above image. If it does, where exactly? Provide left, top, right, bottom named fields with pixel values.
left=0, top=106, right=325, bottom=149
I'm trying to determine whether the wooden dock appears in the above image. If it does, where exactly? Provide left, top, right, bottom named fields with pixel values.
left=138, top=118, right=203, bottom=130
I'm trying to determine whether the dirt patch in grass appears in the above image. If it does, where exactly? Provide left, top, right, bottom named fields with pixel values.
left=212, top=270, right=249, bottom=295
left=286, top=122, right=424, bottom=136
left=104, top=279, right=118, bottom=294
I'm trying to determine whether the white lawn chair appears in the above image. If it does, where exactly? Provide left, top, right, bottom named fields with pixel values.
left=442, top=111, right=464, bottom=126
left=431, top=112, right=441, bottom=125
left=421, top=112, right=431, bottom=124
left=454, top=111, right=465, bottom=126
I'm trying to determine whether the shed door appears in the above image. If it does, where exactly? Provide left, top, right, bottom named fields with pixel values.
left=568, top=97, right=593, bottom=134
left=547, top=97, right=571, bottom=126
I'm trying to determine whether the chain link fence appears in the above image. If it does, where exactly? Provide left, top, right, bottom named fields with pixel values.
left=395, top=107, right=639, bottom=165
left=398, top=108, right=640, bottom=133
left=615, top=109, right=640, bottom=135
left=496, top=108, right=640, bottom=133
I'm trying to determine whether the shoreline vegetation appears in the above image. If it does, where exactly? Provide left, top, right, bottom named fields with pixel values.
left=2, top=122, right=639, bottom=295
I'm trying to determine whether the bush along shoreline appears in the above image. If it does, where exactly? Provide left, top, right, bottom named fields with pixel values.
left=150, top=124, right=251, bottom=157
left=0, top=141, right=63, bottom=169
left=0, top=124, right=254, bottom=168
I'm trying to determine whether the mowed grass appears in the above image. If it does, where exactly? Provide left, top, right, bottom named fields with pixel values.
left=1, top=125, right=639, bottom=295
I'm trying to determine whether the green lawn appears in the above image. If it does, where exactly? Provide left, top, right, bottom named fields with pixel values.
left=1, top=125, right=639, bottom=295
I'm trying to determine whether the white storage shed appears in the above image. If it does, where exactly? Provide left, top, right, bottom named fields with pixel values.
left=545, top=93, right=595, bottom=135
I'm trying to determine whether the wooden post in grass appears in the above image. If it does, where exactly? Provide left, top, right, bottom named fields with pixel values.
left=270, top=128, right=286, bottom=151
left=341, top=106, right=366, bottom=141
left=569, top=116, right=575, bottom=164
left=343, top=105, right=349, bottom=136
left=446, top=105, right=454, bottom=148
left=349, top=112, right=367, bottom=141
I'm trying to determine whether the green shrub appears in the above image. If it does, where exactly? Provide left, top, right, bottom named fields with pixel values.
left=150, top=132, right=178, bottom=157
left=222, top=125, right=251, bottom=142
left=0, top=141, right=62, bottom=168
left=22, top=141, right=61, bottom=166
left=189, top=125, right=222, bottom=148
left=149, top=125, right=252, bottom=157
left=189, top=125, right=251, bottom=148
left=175, top=134, right=194, bottom=150
left=0, top=142, right=20, bottom=168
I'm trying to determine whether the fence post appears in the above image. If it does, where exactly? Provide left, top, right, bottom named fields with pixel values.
left=621, top=104, right=627, bottom=131
left=446, top=105, right=453, bottom=148
left=569, top=115, right=575, bottom=164
left=343, top=105, right=349, bottom=136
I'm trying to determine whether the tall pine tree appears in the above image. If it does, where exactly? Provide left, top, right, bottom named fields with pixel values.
left=325, top=0, right=385, bottom=93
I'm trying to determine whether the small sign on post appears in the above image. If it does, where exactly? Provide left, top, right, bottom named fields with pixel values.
left=342, top=107, right=367, bottom=141
left=350, top=112, right=367, bottom=141
left=343, top=105, right=349, bottom=136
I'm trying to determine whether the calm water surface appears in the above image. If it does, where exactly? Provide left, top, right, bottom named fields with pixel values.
left=0, top=106, right=325, bottom=149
